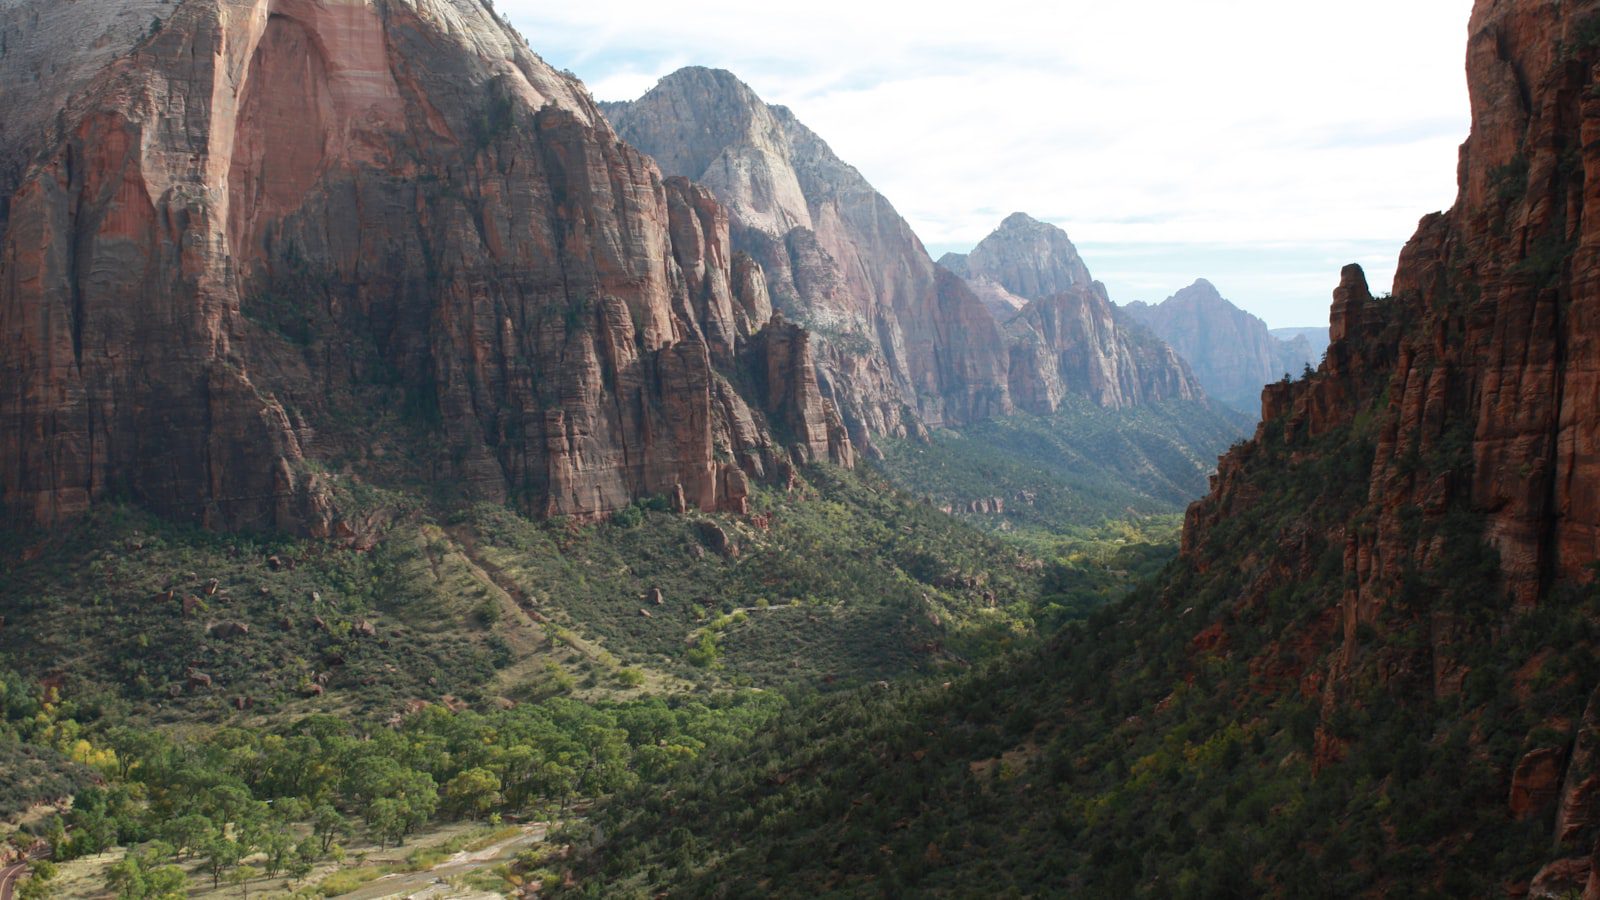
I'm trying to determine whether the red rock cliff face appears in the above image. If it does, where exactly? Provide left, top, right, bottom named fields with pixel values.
left=1175, top=0, right=1600, bottom=877
left=0, top=0, right=849, bottom=533
left=1189, top=0, right=1600, bottom=630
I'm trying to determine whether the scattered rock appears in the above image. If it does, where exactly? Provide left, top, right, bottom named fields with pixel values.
left=208, top=621, right=250, bottom=639
left=303, top=683, right=324, bottom=698
left=181, top=595, right=203, bottom=616
left=647, top=587, right=665, bottom=605
left=695, top=521, right=739, bottom=558
left=186, top=670, right=213, bottom=690
left=354, top=619, right=376, bottom=637
left=203, top=578, right=219, bottom=596
left=639, top=608, right=653, bottom=618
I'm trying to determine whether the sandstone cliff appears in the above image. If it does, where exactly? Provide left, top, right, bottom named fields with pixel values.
left=1174, top=0, right=1600, bottom=887
left=1123, top=279, right=1320, bottom=414
left=602, top=67, right=1013, bottom=446
left=0, top=0, right=850, bottom=533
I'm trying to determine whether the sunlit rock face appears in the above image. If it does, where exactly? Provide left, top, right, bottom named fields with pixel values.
left=603, top=67, right=1017, bottom=449
left=0, top=0, right=850, bottom=532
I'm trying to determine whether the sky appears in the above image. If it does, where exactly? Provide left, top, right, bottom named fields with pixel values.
left=499, top=1, right=1474, bottom=329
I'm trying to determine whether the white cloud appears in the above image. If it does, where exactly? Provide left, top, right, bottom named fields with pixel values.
left=503, top=0, right=1473, bottom=328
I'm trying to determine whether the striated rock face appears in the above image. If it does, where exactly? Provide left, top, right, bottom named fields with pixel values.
left=945, top=213, right=1206, bottom=413
left=0, top=0, right=849, bottom=532
left=1175, top=0, right=1600, bottom=881
left=1122, top=279, right=1321, bottom=414
left=1007, top=282, right=1202, bottom=413
left=602, top=67, right=1013, bottom=445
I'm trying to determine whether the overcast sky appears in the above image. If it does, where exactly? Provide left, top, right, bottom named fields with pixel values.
left=500, top=1, right=1474, bottom=329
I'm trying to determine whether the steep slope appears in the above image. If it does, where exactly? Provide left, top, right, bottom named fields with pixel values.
left=1123, top=278, right=1321, bottom=413
left=0, top=0, right=851, bottom=534
left=566, top=0, right=1600, bottom=895
left=601, top=68, right=1012, bottom=444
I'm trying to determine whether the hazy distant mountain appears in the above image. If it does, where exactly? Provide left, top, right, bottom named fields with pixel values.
left=1122, top=280, right=1321, bottom=414
left=1270, top=326, right=1332, bottom=359
left=938, top=212, right=1094, bottom=306
left=935, top=213, right=1210, bottom=413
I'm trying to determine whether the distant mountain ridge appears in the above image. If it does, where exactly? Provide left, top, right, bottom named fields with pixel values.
left=602, top=71, right=1217, bottom=443
left=1270, top=325, right=1332, bottom=359
left=935, top=212, right=1206, bottom=413
left=1123, top=279, right=1322, bottom=414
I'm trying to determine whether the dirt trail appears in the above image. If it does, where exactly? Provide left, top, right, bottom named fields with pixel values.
left=334, top=825, right=548, bottom=900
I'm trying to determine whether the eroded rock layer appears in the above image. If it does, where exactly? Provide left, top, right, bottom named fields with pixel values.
left=0, top=0, right=849, bottom=533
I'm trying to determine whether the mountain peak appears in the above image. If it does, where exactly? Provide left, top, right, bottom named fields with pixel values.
left=960, top=212, right=1091, bottom=302
left=1000, top=211, right=1045, bottom=229
left=648, top=66, right=759, bottom=101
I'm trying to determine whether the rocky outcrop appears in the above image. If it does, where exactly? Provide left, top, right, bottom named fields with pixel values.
left=1122, top=279, right=1321, bottom=414
left=0, top=0, right=849, bottom=532
left=603, top=67, right=1013, bottom=445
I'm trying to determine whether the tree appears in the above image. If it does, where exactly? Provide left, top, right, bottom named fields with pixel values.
left=200, top=835, right=243, bottom=889
left=17, top=860, right=58, bottom=900
left=107, top=847, right=188, bottom=900
left=257, top=828, right=294, bottom=877
left=368, top=798, right=407, bottom=848
left=446, top=767, right=502, bottom=820
left=311, top=804, right=346, bottom=854
left=226, top=865, right=262, bottom=900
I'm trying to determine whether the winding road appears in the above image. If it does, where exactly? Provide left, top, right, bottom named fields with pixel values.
left=0, top=859, right=28, bottom=900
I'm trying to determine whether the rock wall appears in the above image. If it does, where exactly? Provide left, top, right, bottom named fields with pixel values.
left=0, top=0, right=849, bottom=533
